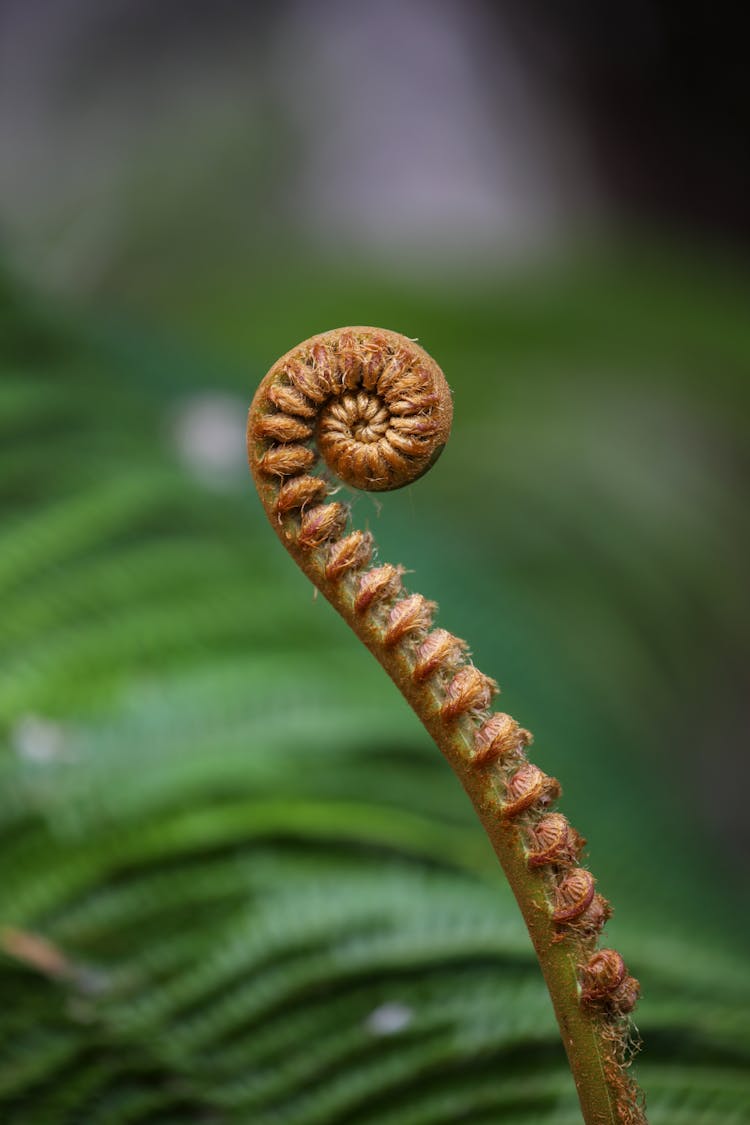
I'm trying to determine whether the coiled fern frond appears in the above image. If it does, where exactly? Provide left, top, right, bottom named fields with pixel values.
left=1, top=269, right=749, bottom=1124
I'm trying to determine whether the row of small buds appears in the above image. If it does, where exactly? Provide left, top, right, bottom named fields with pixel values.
left=254, top=359, right=639, bottom=1022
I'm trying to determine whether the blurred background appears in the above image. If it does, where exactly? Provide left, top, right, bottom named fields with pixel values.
left=1, top=2, right=748, bottom=1122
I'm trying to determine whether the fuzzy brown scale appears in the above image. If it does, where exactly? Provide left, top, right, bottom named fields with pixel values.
left=527, top=812, right=586, bottom=868
left=248, top=327, right=645, bottom=1125
left=441, top=666, right=498, bottom=721
left=472, top=712, right=532, bottom=767
left=354, top=565, right=404, bottom=614
left=581, top=950, right=640, bottom=1016
left=384, top=594, right=437, bottom=648
left=553, top=867, right=597, bottom=923
left=276, top=475, right=329, bottom=515
left=413, top=629, right=468, bottom=684
left=325, top=531, right=373, bottom=582
left=502, top=762, right=561, bottom=819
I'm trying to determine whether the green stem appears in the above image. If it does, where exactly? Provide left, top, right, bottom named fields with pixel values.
left=293, top=543, right=625, bottom=1125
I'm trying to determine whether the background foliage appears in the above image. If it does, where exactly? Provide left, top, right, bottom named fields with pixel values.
left=1, top=250, right=749, bottom=1123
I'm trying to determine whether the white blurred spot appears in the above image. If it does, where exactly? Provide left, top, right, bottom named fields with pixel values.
left=365, top=1001, right=413, bottom=1036
left=172, top=393, right=247, bottom=483
left=12, top=714, right=65, bottom=762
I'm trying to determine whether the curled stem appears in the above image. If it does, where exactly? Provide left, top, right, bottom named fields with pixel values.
left=247, top=326, right=646, bottom=1124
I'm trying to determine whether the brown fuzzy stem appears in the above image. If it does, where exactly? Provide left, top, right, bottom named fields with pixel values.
left=247, top=326, right=646, bottom=1125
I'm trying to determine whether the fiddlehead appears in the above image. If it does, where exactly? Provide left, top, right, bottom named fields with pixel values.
left=247, top=327, right=646, bottom=1125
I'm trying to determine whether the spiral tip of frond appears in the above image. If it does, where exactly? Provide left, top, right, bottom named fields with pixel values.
left=249, top=326, right=452, bottom=493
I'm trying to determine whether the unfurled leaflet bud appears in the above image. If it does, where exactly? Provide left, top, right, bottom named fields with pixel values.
left=502, top=763, right=561, bottom=819
left=571, top=893, right=612, bottom=940
left=472, top=713, right=530, bottom=767
left=298, top=503, right=347, bottom=549
left=412, top=629, right=468, bottom=683
left=354, top=565, right=403, bottom=614
left=276, top=475, right=329, bottom=514
left=309, top=342, right=335, bottom=390
left=325, top=531, right=373, bottom=582
left=581, top=950, right=640, bottom=1015
left=581, top=949, right=626, bottom=1001
left=613, top=975, right=640, bottom=1015
left=384, top=594, right=436, bottom=647
left=441, top=666, right=498, bottom=722
left=552, top=868, right=596, bottom=923
left=285, top=358, right=331, bottom=403
left=267, top=382, right=317, bottom=418
left=527, top=813, right=585, bottom=867
left=254, top=413, right=312, bottom=443
left=260, top=444, right=316, bottom=477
